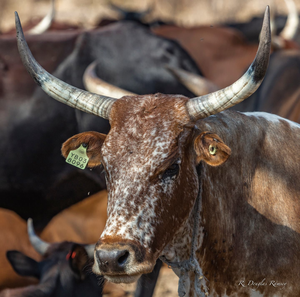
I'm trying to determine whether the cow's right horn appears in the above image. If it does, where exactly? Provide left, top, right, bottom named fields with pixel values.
left=15, top=12, right=117, bottom=120
left=27, top=218, right=50, bottom=256
left=186, top=6, right=271, bottom=121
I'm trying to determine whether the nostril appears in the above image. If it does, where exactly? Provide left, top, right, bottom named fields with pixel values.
left=117, top=250, right=129, bottom=266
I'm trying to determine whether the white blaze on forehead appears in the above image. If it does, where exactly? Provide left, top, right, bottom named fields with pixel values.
left=100, top=95, right=189, bottom=249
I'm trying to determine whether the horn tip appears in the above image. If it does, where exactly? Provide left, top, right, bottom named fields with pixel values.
left=27, top=218, right=34, bottom=232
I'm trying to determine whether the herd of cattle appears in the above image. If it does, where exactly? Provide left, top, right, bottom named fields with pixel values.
left=0, top=0, right=300, bottom=296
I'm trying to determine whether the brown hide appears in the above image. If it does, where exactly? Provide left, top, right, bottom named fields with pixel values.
left=195, top=111, right=300, bottom=296
left=0, top=209, right=40, bottom=290
left=41, top=190, right=108, bottom=243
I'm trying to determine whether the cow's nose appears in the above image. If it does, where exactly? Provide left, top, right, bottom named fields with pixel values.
left=96, top=249, right=130, bottom=272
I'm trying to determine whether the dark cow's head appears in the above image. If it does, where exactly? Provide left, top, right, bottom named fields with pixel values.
left=5, top=219, right=101, bottom=297
left=15, top=6, right=271, bottom=284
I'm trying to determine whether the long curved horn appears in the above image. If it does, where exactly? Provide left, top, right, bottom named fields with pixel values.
left=27, top=218, right=50, bottom=256
left=166, top=65, right=219, bottom=96
left=186, top=6, right=271, bottom=121
left=84, top=244, right=96, bottom=258
left=279, top=0, right=299, bottom=41
left=28, top=0, right=55, bottom=35
left=83, top=61, right=136, bottom=98
left=15, top=12, right=117, bottom=120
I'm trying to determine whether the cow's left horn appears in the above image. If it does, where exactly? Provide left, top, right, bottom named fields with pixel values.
left=83, top=61, right=136, bottom=98
left=28, top=0, right=56, bottom=35
left=15, top=12, right=117, bottom=120
left=186, top=6, right=271, bottom=120
left=27, top=218, right=50, bottom=256
left=279, top=0, right=299, bottom=41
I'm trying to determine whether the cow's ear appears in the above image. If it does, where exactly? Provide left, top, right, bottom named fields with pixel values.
left=194, top=132, right=231, bottom=166
left=68, top=244, right=88, bottom=280
left=6, top=251, right=40, bottom=278
left=61, top=132, right=106, bottom=167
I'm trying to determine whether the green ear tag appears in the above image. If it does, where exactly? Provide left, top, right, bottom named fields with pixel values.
left=66, top=144, right=89, bottom=170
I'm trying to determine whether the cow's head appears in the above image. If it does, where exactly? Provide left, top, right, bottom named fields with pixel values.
left=61, top=96, right=232, bottom=283
left=15, top=6, right=270, bottom=284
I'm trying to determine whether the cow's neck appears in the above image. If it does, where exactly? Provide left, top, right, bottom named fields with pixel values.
left=163, top=111, right=300, bottom=296
left=160, top=168, right=207, bottom=297
left=195, top=111, right=300, bottom=296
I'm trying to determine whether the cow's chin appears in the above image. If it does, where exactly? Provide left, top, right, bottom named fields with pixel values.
left=104, top=274, right=141, bottom=284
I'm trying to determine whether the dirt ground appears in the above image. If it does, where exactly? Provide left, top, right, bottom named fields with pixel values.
left=1, top=0, right=300, bottom=32
left=112, top=266, right=179, bottom=297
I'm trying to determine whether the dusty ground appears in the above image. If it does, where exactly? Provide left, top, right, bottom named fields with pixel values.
left=109, top=266, right=179, bottom=297
left=1, top=0, right=300, bottom=32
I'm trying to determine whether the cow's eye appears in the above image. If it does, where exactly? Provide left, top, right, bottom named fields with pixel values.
left=162, top=163, right=180, bottom=179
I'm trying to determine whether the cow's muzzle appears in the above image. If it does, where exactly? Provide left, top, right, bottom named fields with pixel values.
left=96, top=248, right=130, bottom=273
left=93, top=241, right=154, bottom=283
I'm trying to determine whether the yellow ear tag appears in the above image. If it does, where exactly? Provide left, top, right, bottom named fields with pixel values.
left=66, top=144, right=89, bottom=170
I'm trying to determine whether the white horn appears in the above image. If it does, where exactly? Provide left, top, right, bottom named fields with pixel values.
left=28, top=0, right=56, bottom=35
left=166, top=65, right=219, bottom=96
left=280, top=0, right=299, bottom=41
left=27, top=218, right=50, bottom=256
left=15, top=12, right=117, bottom=120
left=186, top=6, right=271, bottom=121
left=83, top=61, right=136, bottom=98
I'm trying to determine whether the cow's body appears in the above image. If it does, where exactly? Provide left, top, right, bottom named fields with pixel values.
left=162, top=110, right=300, bottom=296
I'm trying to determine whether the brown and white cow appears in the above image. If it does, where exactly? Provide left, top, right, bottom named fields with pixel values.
left=15, top=7, right=300, bottom=296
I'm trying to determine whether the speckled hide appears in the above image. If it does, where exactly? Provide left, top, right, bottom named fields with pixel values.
left=62, top=94, right=300, bottom=296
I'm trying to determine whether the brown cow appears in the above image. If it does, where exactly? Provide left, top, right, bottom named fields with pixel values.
left=16, top=7, right=300, bottom=296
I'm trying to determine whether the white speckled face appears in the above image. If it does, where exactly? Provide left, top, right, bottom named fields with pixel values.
left=97, top=94, right=199, bottom=264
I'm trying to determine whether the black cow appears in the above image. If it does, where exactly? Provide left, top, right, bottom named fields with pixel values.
left=0, top=219, right=103, bottom=297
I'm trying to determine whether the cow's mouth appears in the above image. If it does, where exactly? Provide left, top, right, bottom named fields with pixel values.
left=104, top=274, right=141, bottom=284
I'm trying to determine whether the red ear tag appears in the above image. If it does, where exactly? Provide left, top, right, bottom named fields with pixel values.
left=66, top=251, right=71, bottom=260
left=71, top=251, right=76, bottom=259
